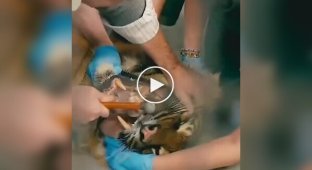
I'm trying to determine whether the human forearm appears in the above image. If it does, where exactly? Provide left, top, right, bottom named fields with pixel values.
left=152, top=0, right=166, bottom=17
left=73, top=3, right=112, bottom=47
left=184, top=0, right=207, bottom=50
left=143, top=30, right=181, bottom=72
left=153, top=129, right=240, bottom=170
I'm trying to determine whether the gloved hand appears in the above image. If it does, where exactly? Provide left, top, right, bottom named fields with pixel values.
left=29, top=10, right=72, bottom=78
left=181, top=55, right=207, bottom=74
left=104, top=137, right=155, bottom=170
left=87, top=46, right=122, bottom=86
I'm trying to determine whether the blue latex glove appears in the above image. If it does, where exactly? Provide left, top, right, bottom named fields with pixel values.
left=87, top=46, right=122, bottom=85
left=29, top=10, right=72, bottom=77
left=104, top=137, right=155, bottom=170
left=181, top=55, right=207, bottom=74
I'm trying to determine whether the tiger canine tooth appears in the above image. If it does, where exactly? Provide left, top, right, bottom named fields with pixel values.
left=159, top=147, right=170, bottom=155
left=114, top=79, right=126, bottom=90
left=117, top=116, right=131, bottom=130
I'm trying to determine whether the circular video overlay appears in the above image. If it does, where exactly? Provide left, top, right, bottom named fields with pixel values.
left=136, top=66, right=174, bottom=104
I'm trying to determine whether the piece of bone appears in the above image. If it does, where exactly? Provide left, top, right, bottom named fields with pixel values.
left=117, top=116, right=131, bottom=130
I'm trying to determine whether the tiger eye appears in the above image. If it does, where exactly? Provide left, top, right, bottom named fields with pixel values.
left=148, top=125, right=156, bottom=131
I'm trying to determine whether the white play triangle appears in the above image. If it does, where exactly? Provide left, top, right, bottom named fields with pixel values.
left=150, top=78, right=164, bottom=93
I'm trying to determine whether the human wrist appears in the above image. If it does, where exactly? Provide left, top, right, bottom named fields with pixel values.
left=165, top=59, right=183, bottom=73
left=180, top=48, right=201, bottom=58
left=92, top=36, right=113, bottom=48
left=156, top=50, right=182, bottom=72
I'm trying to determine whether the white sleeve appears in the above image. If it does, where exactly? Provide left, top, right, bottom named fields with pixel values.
left=103, top=0, right=159, bottom=44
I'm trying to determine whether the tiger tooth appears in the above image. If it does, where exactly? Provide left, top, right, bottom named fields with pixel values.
left=152, top=149, right=156, bottom=154
left=117, top=116, right=131, bottom=130
left=115, top=79, right=126, bottom=90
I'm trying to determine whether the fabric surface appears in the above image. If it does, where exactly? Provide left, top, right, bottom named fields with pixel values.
left=102, top=0, right=159, bottom=44
left=98, top=0, right=145, bottom=26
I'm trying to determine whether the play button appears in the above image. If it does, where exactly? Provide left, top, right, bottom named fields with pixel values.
left=150, top=78, right=164, bottom=93
left=136, top=66, right=174, bottom=104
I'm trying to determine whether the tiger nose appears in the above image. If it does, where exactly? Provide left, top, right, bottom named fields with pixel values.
left=142, top=126, right=158, bottom=142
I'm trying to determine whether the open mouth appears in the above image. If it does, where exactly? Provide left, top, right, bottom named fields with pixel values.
left=117, top=115, right=159, bottom=149
left=98, top=76, right=189, bottom=154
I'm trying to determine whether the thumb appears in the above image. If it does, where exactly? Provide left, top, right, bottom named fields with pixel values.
left=98, top=93, right=115, bottom=103
left=97, top=104, right=110, bottom=118
left=97, top=94, right=115, bottom=118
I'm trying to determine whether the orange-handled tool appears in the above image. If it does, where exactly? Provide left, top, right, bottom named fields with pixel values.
left=101, top=102, right=141, bottom=111
left=55, top=102, right=141, bottom=130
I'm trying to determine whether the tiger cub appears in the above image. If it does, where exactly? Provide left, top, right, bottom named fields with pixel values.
left=94, top=75, right=199, bottom=155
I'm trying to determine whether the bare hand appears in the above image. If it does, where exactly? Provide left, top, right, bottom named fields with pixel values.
left=170, top=64, right=220, bottom=114
left=72, top=85, right=115, bottom=124
left=0, top=86, right=69, bottom=156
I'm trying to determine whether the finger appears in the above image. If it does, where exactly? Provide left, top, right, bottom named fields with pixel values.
left=97, top=104, right=110, bottom=118
left=98, top=94, right=115, bottom=102
left=87, top=100, right=111, bottom=122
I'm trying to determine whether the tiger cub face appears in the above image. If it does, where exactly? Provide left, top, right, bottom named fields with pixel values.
left=95, top=76, right=196, bottom=155
left=117, top=91, right=194, bottom=155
